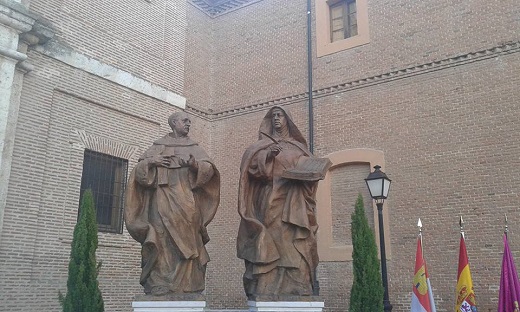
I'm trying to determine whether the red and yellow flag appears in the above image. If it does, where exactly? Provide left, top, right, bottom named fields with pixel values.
left=455, top=233, right=477, bottom=312
left=411, top=235, right=436, bottom=312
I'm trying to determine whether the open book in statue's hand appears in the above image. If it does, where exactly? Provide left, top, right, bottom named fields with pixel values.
left=281, top=156, right=332, bottom=181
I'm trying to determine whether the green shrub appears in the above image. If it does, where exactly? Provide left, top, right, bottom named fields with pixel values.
left=59, top=189, right=104, bottom=312
left=349, top=193, right=384, bottom=311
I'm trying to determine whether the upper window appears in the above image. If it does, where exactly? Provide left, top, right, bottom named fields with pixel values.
left=79, top=150, right=128, bottom=233
left=330, top=0, right=357, bottom=42
left=316, top=0, right=369, bottom=57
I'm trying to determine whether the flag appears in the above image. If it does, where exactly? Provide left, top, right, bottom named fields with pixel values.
left=498, top=233, right=520, bottom=312
left=455, top=233, right=477, bottom=312
left=411, top=235, right=437, bottom=312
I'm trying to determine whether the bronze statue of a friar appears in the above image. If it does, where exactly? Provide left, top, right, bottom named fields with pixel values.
left=125, top=111, right=220, bottom=296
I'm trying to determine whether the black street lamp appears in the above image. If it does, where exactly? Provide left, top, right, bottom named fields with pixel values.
left=365, top=165, right=393, bottom=312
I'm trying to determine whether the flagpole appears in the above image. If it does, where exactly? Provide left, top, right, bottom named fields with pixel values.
left=459, top=216, right=464, bottom=239
left=418, top=218, right=423, bottom=253
left=505, top=214, right=508, bottom=238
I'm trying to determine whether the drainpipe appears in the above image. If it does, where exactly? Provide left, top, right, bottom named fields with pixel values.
left=307, top=0, right=320, bottom=297
left=306, top=0, right=314, bottom=154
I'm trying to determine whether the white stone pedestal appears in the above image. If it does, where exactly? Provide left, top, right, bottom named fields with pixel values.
left=247, top=301, right=324, bottom=312
left=132, top=301, right=206, bottom=312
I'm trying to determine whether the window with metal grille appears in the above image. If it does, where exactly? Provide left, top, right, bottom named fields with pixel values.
left=79, top=150, right=128, bottom=233
left=330, top=0, right=358, bottom=42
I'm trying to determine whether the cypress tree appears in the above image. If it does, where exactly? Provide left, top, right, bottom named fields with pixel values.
left=59, top=189, right=104, bottom=312
left=349, top=193, right=384, bottom=311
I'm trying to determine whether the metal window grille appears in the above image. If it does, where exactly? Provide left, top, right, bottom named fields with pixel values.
left=79, top=150, right=128, bottom=233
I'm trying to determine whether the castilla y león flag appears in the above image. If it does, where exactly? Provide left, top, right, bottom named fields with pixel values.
left=455, top=233, right=477, bottom=312
left=498, top=233, right=520, bottom=312
left=411, top=236, right=436, bottom=312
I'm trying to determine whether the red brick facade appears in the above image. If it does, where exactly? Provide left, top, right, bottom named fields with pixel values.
left=0, top=0, right=518, bottom=311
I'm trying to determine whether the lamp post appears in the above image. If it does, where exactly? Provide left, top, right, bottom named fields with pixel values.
left=365, top=165, right=393, bottom=312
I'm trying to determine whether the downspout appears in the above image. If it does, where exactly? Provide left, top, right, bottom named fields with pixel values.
left=307, top=0, right=320, bottom=297
left=306, top=0, right=314, bottom=154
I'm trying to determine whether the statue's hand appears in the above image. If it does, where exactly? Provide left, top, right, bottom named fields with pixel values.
left=188, top=154, right=198, bottom=172
left=179, top=154, right=198, bottom=172
left=150, top=155, right=171, bottom=167
left=269, top=144, right=283, bottom=159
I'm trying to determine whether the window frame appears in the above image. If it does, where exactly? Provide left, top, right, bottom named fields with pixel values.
left=316, top=0, right=370, bottom=57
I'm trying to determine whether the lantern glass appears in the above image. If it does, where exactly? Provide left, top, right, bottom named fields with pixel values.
left=382, top=178, right=391, bottom=198
left=365, top=165, right=391, bottom=200
left=366, top=179, right=383, bottom=198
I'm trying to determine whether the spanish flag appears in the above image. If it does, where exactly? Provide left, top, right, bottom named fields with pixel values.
left=455, top=233, right=477, bottom=312
left=411, top=235, right=436, bottom=312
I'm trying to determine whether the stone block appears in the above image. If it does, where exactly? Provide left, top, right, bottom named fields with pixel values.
left=247, top=301, right=324, bottom=312
left=132, top=300, right=206, bottom=312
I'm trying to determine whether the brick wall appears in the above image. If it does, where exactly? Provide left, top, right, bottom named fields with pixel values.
left=184, top=4, right=214, bottom=112
left=29, top=0, right=187, bottom=94
left=210, top=0, right=308, bottom=112
left=313, top=0, right=520, bottom=90
left=331, top=164, right=374, bottom=245
left=193, top=0, right=519, bottom=113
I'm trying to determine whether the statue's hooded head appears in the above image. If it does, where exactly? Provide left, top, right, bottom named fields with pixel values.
left=258, top=106, right=308, bottom=148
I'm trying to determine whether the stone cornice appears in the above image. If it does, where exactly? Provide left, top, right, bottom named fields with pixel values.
left=185, top=41, right=520, bottom=120
left=188, top=0, right=261, bottom=17
left=0, top=45, right=27, bottom=61
left=0, top=1, right=55, bottom=72
left=33, top=41, right=186, bottom=109
left=0, top=1, right=35, bottom=33
left=22, top=20, right=54, bottom=46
